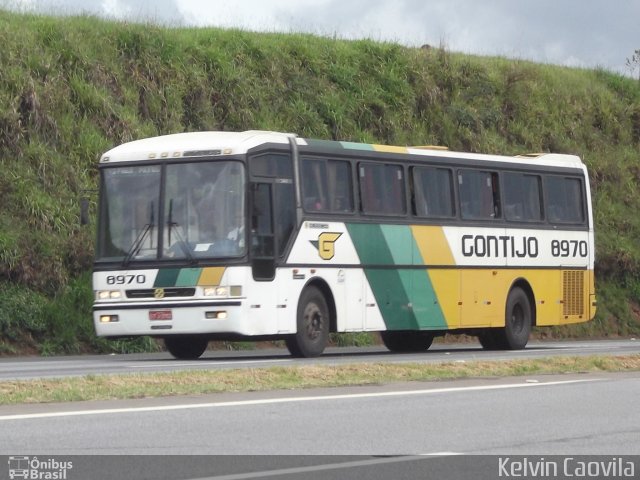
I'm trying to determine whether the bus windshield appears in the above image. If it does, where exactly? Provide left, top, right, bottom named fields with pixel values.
left=97, top=161, right=246, bottom=263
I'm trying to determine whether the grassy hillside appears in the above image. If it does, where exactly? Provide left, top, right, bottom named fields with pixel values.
left=1, top=10, right=639, bottom=354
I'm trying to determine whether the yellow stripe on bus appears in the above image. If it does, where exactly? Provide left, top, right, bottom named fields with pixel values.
left=410, top=226, right=458, bottom=328
left=425, top=269, right=460, bottom=328
left=372, top=145, right=409, bottom=154
left=411, top=226, right=455, bottom=265
left=198, top=267, right=226, bottom=286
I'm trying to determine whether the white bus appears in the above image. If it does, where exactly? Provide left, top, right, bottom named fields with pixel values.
left=92, top=130, right=596, bottom=358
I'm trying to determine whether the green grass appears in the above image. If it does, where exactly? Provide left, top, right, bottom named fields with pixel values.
left=0, top=9, right=639, bottom=354
left=1, top=354, right=638, bottom=405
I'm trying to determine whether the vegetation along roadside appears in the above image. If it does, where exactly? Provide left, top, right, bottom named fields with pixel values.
left=1, top=354, right=639, bottom=405
left=0, top=10, right=640, bottom=355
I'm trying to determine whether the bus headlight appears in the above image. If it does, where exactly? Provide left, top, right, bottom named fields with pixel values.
left=97, top=290, right=122, bottom=300
left=203, top=286, right=242, bottom=297
left=215, top=286, right=228, bottom=297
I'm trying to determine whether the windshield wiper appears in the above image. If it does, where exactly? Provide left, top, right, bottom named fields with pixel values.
left=167, top=199, right=196, bottom=264
left=123, top=202, right=155, bottom=267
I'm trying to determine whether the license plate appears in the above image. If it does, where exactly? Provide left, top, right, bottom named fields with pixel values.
left=149, top=310, right=172, bottom=321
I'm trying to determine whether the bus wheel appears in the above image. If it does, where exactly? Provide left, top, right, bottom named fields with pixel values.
left=164, top=335, right=209, bottom=359
left=488, top=287, right=532, bottom=350
left=380, top=331, right=434, bottom=353
left=504, top=287, right=532, bottom=349
left=285, top=286, right=329, bottom=358
left=479, top=329, right=508, bottom=350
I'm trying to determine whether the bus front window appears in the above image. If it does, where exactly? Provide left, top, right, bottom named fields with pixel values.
left=97, top=166, right=161, bottom=263
left=96, top=161, right=246, bottom=263
left=162, top=161, right=245, bottom=259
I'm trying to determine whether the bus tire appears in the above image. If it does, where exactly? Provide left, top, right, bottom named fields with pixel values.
left=478, top=330, right=501, bottom=350
left=380, top=330, right=434, bottom=353
left=164, top=335, right=209, bottom=359
left=504, top=287, right=532, bottom=349
left=479, top=288, right=532, bottom=350
left=285, top=286, right=329, bottom=358
left=490, top=287, right=532, bottom=350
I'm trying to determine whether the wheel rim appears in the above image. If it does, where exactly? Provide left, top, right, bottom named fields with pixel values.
left=303, top=301, right=324, bottom=340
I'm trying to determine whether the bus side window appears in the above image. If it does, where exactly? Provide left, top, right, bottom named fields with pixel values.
left=302, top=159, right=327, bottom=211
left=250, top=182, right=275, bottom=281
left=459, top=170, right=500, bottom=220
left=275, top=182, right=295, bottom=256
left=546, top=176, right=585, bottom=224
left=504, top=172, right=543, bottom=222
left=359, top=163, right=406, bottom=215
left=251, top=153, right=293, bottom=178
left=301, top=157, right=353, bottom=213
left=412, top=166, right=454, bottom=218
left=328, top=160, right=353, bottom=212
left=251, top=183, right=274, bottom=256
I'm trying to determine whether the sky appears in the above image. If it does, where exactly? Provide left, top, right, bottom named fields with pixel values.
left=4, top=0, right=639, bottom=76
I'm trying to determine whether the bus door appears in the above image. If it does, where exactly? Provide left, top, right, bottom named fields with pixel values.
left=249, top=152, right=296, bottom=333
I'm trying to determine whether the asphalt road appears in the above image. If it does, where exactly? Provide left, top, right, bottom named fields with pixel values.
left=0, top=339, right=638, bottom=380
left=1, top=339, right=639, bottom=479
left=1, top=372, right=639, bottom=478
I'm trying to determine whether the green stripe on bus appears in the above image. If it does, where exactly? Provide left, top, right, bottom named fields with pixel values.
left=404, top=228, right=447, bottom=329
left=347, top=224, right=417, bottom=330
left=155, top=268, right=204, bottom=287
left=404, top=269, right=448, bottom=329
left=303, top=139, right=345, bottom=150
left=347, top=223, right=396, bottom=265
left=303, top=138, right=375, bottom=151
left=153, top=268, right=181, bottom=287
left=348, top=223, right=448, bottom=329
left=340, top=141, right=374, bottom=151
left=381, top=225, right=447, bottom=328
left=366, top=268, right=418, bottom=330
left=380, top=225, right=414, bottom=264
left=176, top=268, right=202, bottom=287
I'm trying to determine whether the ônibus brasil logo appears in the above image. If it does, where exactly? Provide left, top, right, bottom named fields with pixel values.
left=8, top=456, right=73, bottom=480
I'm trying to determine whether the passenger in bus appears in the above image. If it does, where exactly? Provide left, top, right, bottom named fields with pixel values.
left=226, top=224, right=245, bottom=253
left=304, top=196, right=325, bottom=211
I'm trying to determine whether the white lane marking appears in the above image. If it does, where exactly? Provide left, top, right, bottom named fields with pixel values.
left=0, top=378, right=599, bottom=422
left=186, top=455, right=462, bottom=480
left=128, top=359, right=292, bottom=368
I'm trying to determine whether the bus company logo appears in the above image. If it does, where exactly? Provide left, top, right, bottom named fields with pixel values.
left=310, top=232, right=342, bottom=260
left=153, top=288, right=165, bottom=299
left=8, top=456, right=73, bottom=479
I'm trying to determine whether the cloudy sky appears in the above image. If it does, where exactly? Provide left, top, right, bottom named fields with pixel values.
left=4, top=0, right=639, bottom=75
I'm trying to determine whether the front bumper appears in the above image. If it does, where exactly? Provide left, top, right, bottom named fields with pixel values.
left=93, top=300, right=244, bottom=336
